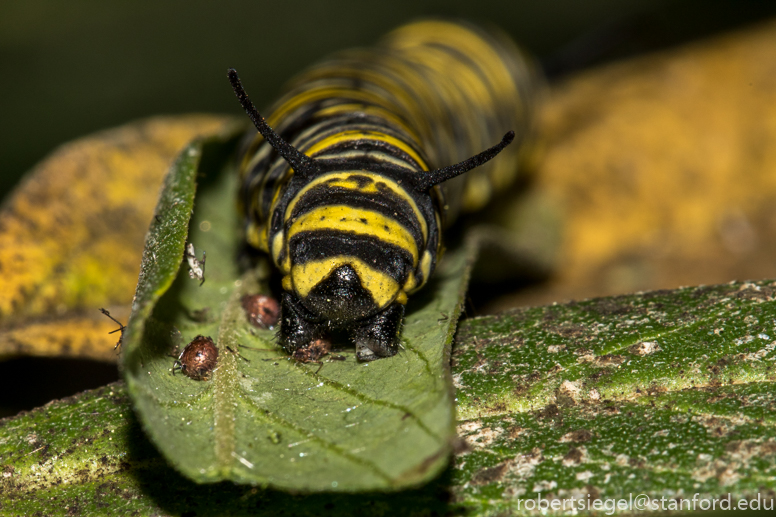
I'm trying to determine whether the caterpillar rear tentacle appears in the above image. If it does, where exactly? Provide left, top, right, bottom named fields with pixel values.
left=231, top=20, right=542, bottom=361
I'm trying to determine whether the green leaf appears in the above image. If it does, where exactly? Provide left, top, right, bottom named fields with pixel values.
left=0, top=383, right=456, bottom=516
left=452, top=280, right=776, bottom=513
left=121, top=132, right=470, bottom=491
left=4, top=280, right=776, bottom=515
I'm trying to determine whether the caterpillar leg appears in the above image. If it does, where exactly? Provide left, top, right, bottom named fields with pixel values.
left=279, top=292, right=323, bottom=354
left=352, top=303, right=404, bottom=361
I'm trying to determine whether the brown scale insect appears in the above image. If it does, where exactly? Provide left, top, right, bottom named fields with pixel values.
left=242, top=294, right=280, bottom=329
left=173, top=335, right=219, bottom=380
left=292, top=338, right=332, bottom=364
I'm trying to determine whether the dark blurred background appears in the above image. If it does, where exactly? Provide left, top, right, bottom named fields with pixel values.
left=3, top=0, right=776, bottom=200
left=2, top=0, right=776, bottom=416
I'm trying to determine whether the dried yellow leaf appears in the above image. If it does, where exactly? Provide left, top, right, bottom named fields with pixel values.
left=0, top=115, right=235, bottom=360
left=518, top=20, right=776, bottom=306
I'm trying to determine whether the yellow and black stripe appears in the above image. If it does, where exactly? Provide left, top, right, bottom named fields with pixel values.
left=230, top=20, right=542, bottom=360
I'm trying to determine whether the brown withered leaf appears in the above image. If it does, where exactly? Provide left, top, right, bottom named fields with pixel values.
left=0, top=115, right=237, bottom=361
left=500, top=19, right=776, bottom=309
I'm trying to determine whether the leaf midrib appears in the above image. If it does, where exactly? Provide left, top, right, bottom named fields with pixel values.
left=212, top=274, right=242, bottom=472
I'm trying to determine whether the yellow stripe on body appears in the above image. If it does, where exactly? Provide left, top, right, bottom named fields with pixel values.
left=239, top=133, right=274, bottom=184
left=289, top=256, right=404, bottom=309
left=360, top=57, right=449, bottom=151
left=266, top=86, right=397, bottom=128
left=300, top=66, right=419, bottom=117
left=239, top=137, right=278, bottom=236
left=239, top=144, right=295, bottom=250
left=385, top=20, right=518, bottom=101
left=245, top=221, right=268, bottom=252
left=262, top=97, right=429, bottom=242
left=385, top=22, right=526, bottom=212
left=297, top=63, right=437, bottom=146
left=403, top=271, right=416, bottom=292
left=411, top=46, right=523, bottom=197
left=287, top=204, right=419, bottom=265
left=283, top=171, right=427, bottom=242
left=270, top=231, right=288, bottom=273
left=415, top=250, right=433, bottom=294
left=407, top=45, right=504, bottom=154
left=408, top=45, right=496, bottom=115
left=303, top=129, right=427, bottom=170
left=314, top=103, right=423, bottom=145
left=402, top=48, right=487, bottom=151
left=312, top=149, right=421, bottom=171
left=259, top=85, right=411, bottom=213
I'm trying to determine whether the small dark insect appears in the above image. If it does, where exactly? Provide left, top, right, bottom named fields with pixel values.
left=185, top=243, right=206, bottom=285
left=292, top=338, right=332, bottom=364
left=226, top=345, right=250, bottom=362
left=99, top=308, right=125, bottom=351
left=173, top=335, right=219, bottom=380
left=241, top=294, right=280, bottom=329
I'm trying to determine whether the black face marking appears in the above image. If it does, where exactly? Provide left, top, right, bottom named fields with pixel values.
left=302, top=264, right=378, bottom=324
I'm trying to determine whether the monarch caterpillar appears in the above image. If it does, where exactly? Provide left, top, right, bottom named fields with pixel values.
left=230, top=20, right=541, bottom=361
